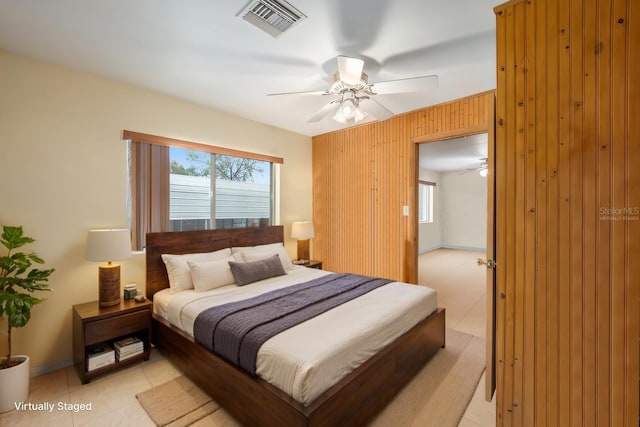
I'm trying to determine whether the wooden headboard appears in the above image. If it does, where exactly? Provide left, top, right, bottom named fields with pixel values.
left=145, top=226, right=284, bottom=299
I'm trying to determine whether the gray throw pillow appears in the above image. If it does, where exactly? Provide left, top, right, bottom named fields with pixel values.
left=229, top=254, right=287, bottom=286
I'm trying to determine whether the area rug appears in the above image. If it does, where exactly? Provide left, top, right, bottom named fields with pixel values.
left=136, top=375, right=219, bottom=427
left=371, top=328, right=486, bottom=427
left=136, top=329, right=485, bottom=427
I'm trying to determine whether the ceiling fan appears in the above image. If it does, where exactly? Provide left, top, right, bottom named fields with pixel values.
left=268, top=56, right=438, bottom=125
left=459, top=158, right=488, bottom=176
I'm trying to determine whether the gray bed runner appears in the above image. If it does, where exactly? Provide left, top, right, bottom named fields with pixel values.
left=193, top=273, right=392, bottom=374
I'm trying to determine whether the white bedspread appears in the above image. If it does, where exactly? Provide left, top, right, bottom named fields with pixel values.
left=154, top=266, right=437, bottom=405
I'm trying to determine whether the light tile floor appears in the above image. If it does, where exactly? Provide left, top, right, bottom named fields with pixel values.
left=418, top=248, right=497, bottom=426
left=1, top=249, right=495, bottom=426
left=0, top=350, right=180, bottom=427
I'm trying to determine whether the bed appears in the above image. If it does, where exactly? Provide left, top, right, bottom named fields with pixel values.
left=146, top=226, right=445, bottom=427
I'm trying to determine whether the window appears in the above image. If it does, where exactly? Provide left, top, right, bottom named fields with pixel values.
left=418, top=181, right=435, bottom=223
left=125, top=131, right=283, bottom=250
left=168, top=148, right=272, bottom=231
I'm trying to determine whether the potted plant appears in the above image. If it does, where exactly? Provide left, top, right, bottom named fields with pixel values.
left=0, top=225, right=54, bottom=413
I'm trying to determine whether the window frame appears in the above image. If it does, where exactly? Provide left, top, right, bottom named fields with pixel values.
left=123, top=130, right=284, bottom=164
left=418, top=180, right=436, bottom=224
left=124, top=130, right=283, bottom=250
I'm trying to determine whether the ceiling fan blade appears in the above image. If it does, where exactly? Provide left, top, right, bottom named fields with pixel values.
left=267, top=89, right=327, bottom=97
left=359, top=97, right=394, bottom=121
left=372, top=75, right=439, bottom=95
left=330, top=0, right=391, bottom=53
left=382, top=31, right=494, bottom=73
left=308, top=100, right=341, bottom=123
left=457, top=168, right=478, bottom=175
left=337, top=56, right=364, bottom=85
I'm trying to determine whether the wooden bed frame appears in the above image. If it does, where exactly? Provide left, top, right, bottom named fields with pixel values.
left=146, top=226, right=445, bottom=427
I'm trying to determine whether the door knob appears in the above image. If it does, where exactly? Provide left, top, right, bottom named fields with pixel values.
left=477, top=258, right=495, bottom=268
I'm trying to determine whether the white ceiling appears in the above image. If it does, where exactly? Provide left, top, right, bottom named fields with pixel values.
left=0, top=0, right=501, bottom=137
left=419, top=133, right=488, bottom=172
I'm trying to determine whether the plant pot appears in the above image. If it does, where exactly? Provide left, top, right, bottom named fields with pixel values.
left=0, top=355, right=29, bottom=413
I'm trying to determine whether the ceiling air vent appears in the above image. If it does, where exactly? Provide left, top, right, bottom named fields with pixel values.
left=236, top=0, right=307, bottom=38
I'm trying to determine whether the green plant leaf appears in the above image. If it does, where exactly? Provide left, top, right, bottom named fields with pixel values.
left=11, top=253, right=32, bottom=275
left=0, top=255, right=16, bottom=274
left=1, top=225, right=54, bottom=362
left=4, top=294, right=25, bottom=327
left=1, top=226, right=34, bottom=250
left=28, top=253, right=45, bottom=264
left=2, top=293, right=44, bottom=328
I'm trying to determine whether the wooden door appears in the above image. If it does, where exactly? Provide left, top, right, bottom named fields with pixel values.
left=494, top=0, right=639, bottom=424
left=485, top=94, right=497, bottom=401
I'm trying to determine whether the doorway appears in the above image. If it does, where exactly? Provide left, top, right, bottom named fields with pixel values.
left=417, top=134, right=489, bottom=337
left=413, top=121, right=497, bottom=403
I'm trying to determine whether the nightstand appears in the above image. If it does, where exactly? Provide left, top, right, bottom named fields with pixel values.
left=305, top=260, right=323, bottom=269
left=73, top=299, right=152, bottom=384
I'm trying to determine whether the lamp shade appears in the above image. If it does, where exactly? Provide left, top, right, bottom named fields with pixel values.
left=291, top=222, right=314, bottom=239
left=85, top=229, right=132, bottom=262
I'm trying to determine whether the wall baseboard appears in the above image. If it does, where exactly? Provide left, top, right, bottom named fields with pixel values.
left=418, top=245, right=442, bottom=254
left=419, top=244, right=486, bottom=254
left=31, top=358, right=73, bottom=378
left=440, top=244, right=486, bottom=252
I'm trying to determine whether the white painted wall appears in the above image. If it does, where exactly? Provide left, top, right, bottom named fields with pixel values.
left=418, top=169, right=442, bottom=252
left=440, top=170, right=487, bottom=250
left=0, top=50, right=312, bottom=374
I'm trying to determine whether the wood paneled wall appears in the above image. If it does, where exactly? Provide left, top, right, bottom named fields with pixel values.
left=312, top=92, right=492, bottom=282
left=494, top=0, right=639, bottom=425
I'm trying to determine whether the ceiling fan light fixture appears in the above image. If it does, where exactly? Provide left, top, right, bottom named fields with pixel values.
left=340, top=99, right=355, bottom=117
left=354, top=107, right=367, bottom=122
left=479, top=158, right=488, bottom=177
left=269, top=55, right=433, bottom=126
left=333, top=100, right=367, bottom=125
left=333, top=90, right=367, bottom=124
left=332, top=111, right=348, bottom=124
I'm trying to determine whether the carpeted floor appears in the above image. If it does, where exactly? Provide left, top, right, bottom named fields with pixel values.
left=136, top=328, right=485, bottom=427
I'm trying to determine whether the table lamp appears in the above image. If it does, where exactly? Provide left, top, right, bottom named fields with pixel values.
left=86, top=229, right=132, bottom=307
left=291, top=221, right=314, bottom=263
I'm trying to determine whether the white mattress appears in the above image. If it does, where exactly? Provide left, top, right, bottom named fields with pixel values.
left=153, top=266, right=438, bottom=405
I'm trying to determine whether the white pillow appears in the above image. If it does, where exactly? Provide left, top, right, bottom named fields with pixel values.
left=161, top=248, right=232, bottom=293
left=188, top=257, right=236, bottom=292
left=232, top=243, right=293, bottom=271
